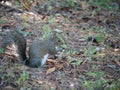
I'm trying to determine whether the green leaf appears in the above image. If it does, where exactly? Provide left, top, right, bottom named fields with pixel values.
left=87, top=71, right=96, bottom=77
left=48, top=17, right=55, bottom=24
left=75, top=60, right=83, bottom=65
left=42, top=25, right=52, bottom=39
left=69, top=49, right=77, bottom=55
left=84, top=46, right=97, bottom=55
left=61, top=44, right=67, bottom=49
left=96, top=71, right=104, bottom=79
left=56, top=33, right=65, bottom=44
left=68, top=59, right=74, bottom=63
left=0, top=18, right=7, bottom=24
left=18, top=30, right=29, bottom=36
left=0, top=48, right=3, bottom=53
left=95, top=33, right=106, bottom=43
left=22, top=22, right=30, bottom=27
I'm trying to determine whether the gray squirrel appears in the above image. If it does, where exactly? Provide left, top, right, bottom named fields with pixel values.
left=1, top=29, right=62, bottom=68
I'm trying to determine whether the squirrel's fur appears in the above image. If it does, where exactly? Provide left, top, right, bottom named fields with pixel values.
left=1, top=29, right=61, bottom=68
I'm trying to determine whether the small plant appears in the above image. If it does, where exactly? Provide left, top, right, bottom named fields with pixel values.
left=84, top=46, right=97, bottom=55
left=42, top=25, right=52, bottom=39
left=16, top=71, right=29, bottom=88
left=56, top=33, right=65, bottom=43
left=88, top=0, right=119, bottom=11
left=42, top=17, right=55, bottom=39
left=65, top=0, right=75, bottom=7
left=68, top=49, right=77, bottom=55
left=47, top=0, right=76, bottom=8
left=68, top=59, right=83, bottom=66
left=84, top=71, right=107, bottom=90
left=0, top=48, right=3, bottom=53
left=94, top=33, right=106, bottom=43
left=18, top=28, right=30, bottom=36
left=0, top=17, right=7, bottom=24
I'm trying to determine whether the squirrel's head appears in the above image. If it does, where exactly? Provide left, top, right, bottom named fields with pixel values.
left=47, top=31, right=63, bottom=52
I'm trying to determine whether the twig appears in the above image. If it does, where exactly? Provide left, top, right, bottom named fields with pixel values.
left=113, top=59, right=120, bottom=67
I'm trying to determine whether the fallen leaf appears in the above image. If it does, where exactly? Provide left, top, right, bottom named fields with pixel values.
left=2, top=85, right=16, bottom=90
left=46, top=67, right=56, bottom=75
left=56, top=64, right=64, bottom=69
left=35, top=79, right=43, bottom=84
left=48, top=59, right=57, bottom=63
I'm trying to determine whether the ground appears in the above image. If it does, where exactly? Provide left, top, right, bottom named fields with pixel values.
left=0, top=0, right=120, bottom=90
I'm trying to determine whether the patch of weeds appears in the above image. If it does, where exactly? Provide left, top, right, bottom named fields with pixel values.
left=42, top=25, right=52, bottom=39
left=67, top=49, right=83, bottom=66
left=22, top=22, right=30, bottom=28
left=84, top=46, right=97, bottom=55
left=84, top=26, right=106, bottom=33
left=84, top=26, right=107, bottom=44
left=16, top=70, right=29, bottom=89
left=88, top=0, right=119, bottom=11
left=85, top=32, right=106, bottom=44
left=0, top=17, right=7, bottom=24
left=83, top=27, right=107, bottom=58
left=60, top=44, right=67, bottom=49
left=47, top=0, right=76, bottom=8
left=67, top=49, right=77, bottom=56
left=44, top=0, right=53, bottom=11
left=64, top=0, right=76, bottom=7
left=94, top=33, right=106, bottom=43
left=87, top=71, right=104, bottom=79
left=42, top=17, right=56, bottom=39
left=83, top=43, right=105, bottom=61
left=0, top=66, right=16, bottom=87
left=84, top=71, right=107, bottom=90
left=18, top=29, right=30, bottom=36
left=12, top=0, right=23, bottom=8
left=42, top=16, right=66, bottom=45
left=0, top=61, right=29, bottom=89
left=48, top=16, right=56, bottom=25
left=83, top=45, right=105, bottom=60
left=56, top=33, right=67, bottom=47
left=104, top=79, right=120, bottom=90
left=56, top=32, right=63, bottom=42
left=14, top=0, right=20, bottom=6
left=84, top=70, right=120, bottom=90
left=68, top=59, right=83, bottom=66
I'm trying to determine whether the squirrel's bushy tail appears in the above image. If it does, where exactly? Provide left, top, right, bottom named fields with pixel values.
left=10, top=30, right=27, bottom=61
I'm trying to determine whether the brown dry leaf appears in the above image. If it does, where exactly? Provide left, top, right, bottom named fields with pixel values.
left=19, top=0, right=31, bottom=10
left=114, top=59, right=120, bottom=66
left=46, top=67, right=56, bottom=75
left=56, top=64, right=64, bottom=69
left=81, top=1, right=87, bottom=10
left=17, top=65, right=29, bottom=70
left=21, top=13, right=30, bottom=20
left=48, top=59, right=57, bottom=63
left=2, top=85, right=16, bottom=90
left=33, top=79, right=43, bottom=84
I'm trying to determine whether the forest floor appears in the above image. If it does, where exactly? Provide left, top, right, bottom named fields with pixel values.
left=0, top=1, right=120, bottom=90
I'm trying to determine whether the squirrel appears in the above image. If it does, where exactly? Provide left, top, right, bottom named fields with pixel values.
left=1, top=29, right=62, bottom=68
